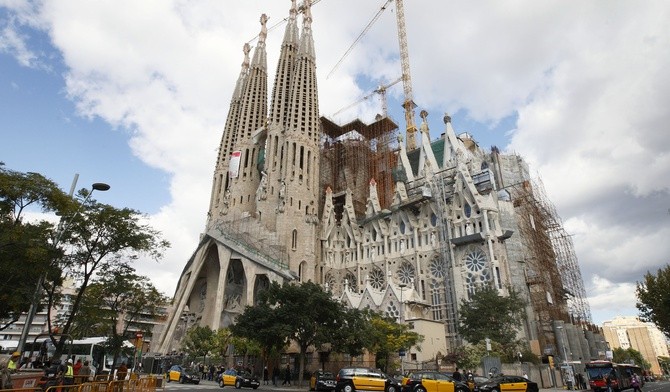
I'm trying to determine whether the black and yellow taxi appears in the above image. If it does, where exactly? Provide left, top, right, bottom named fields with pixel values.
left=477, top=375, right=538, bottom=392
left=401, top=370, right=470, bottom=392
left=218, top=368, right=260, bottom=389
left=166, top=365, right=201, bottom=384
left=335, top=367, right=400, bottom=392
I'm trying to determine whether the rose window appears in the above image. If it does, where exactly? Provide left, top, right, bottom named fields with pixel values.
left=397, top=262, right=415, bottom=285
left=344, top=272, right=358, bottom=292
left=369, top=268, right=386, bottom=290
left=465, top=249, right=487, bottom=272
left=430, top=258, right=446, bottom=278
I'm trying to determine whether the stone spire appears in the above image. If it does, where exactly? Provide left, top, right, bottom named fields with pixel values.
left=268, top=0, right=299, bottom=126
left=207, top=43, right=250, bottom=221
left=228, top=14, right=269, bottom=216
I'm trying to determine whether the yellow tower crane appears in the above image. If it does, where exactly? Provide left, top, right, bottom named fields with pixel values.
left=393, top=0, right=418, bottom=150
left=326, top=0, right=418, bottom=150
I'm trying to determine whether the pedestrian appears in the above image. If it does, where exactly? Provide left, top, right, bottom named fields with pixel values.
left=1, top=359, right=13, bottom=390
left=116, top=362, right=128, bottom=380
left=272, top=365, right=279, bottom=386
left=209, top=364, right=216, bottom=381
left=452, top=368, right=463, bottom=382
left=61, top=359, right=75, bottom=386
left=79, top=361, right=92, bottom=383
left=605, top=371, right=614, bottom=392
left=7, top=352, right=20, bottom=372
left=263, top=366, right=269, bottom=385
left=282, top=364, right=291, bottom=386
left=631, top=373, right=641, bottom=392
left=73, top=359, right=82, bottom=382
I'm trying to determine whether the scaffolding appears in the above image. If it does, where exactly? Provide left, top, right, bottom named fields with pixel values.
left=319, top=116, right=400, bottom=217
left=509, top=177, right=592, bottom=352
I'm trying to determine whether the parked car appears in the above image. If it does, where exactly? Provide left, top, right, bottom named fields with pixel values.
left=311, top=371, right=337, bottom=391
left=336, top=367, right=400, bottom=392
left=218, top=368, right=260, bottom=389
left=401, top=370, right=470, bottom=392
left=167, top=365, right=201, bottom=384
left=477, top=375, right=538, bottom=392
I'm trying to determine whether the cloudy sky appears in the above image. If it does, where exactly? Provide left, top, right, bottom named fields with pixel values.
left=1, top=0, right=668, bottom=326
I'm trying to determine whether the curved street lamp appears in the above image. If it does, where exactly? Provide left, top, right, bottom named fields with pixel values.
left=16, top=181, right=110, bottom=354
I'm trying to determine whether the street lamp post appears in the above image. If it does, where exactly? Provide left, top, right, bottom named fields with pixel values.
left=557, top=326, right=569, bottom=364
left=16, top=181, right=110, bottom=354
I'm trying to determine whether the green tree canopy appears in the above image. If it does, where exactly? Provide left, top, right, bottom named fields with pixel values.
left=46, top=188, right=169, bottom=357
left=70, top=262, right=167, bottom=377
left=182, top=326, right=215, bottom=363
left=367, top=313, right=422, bottom=373
left=0, top=166, right=72, bottom=326
left=612, top=347, right=651, bottom=370
left=636, top=265, right=670, bottom=337
left=458, top=285, right=526, bottom=346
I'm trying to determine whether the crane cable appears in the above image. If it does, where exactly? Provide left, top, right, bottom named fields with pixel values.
left=325, top=0, right=393, bottom=79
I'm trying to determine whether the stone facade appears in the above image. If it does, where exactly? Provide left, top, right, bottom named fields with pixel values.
left=155, top=0, right=593, bottom=366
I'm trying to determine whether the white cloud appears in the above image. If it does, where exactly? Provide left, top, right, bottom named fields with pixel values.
left=3, top=0, right=669, bottom=325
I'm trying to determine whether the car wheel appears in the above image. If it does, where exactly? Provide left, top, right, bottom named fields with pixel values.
left=343, top=383, right=355, bottom=392
left=491, top=388, right=499, bottom=392
left=220, top=379, right=225, bottom=388
left=235, top=380, right=242, bottom=389
left=180, top=377, right=185, bottom=384
left=167, top=377, right=171, bottom=383
left=417, top=387, right=427, bottom=392
left=253, top=387, right=259, bottom=390
left=388, top=385, right=398, bottom=392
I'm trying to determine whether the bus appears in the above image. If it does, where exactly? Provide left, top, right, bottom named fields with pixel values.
left=585, top=360, right=644, bottom=392
left=67, top=337, right=135, bottom=375
left=13, top=336, right=134, bottom=374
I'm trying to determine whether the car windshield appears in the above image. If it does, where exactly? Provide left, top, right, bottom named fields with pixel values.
left=321, top=372, right=334, bottom=378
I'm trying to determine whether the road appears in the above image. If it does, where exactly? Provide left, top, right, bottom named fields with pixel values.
left=161, top=380, right=670, bottom=392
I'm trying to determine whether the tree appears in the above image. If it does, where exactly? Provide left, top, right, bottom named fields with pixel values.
left=237, top=281, right=346, bottom=386
left=230, top=301, right=288, bottom=369
left=331, top=307, right=374, bottom=362
left=182, top=326, right=215, bottom=363
left=458, top=285, right=526, bottom=346
left=0, top=166, right=71, bottom=327
left=70, top=262, right=168, bottom=377
left=612, top=347, right=651, bottom=370
left=46, top=188, right=169, bottom=358
left=211, top=328, right=233, bottom=362
left=366, top=313, right=422, bottom=372
left=636, top=265, right=670, bottom=337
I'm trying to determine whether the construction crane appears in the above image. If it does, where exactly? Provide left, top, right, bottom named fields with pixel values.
left=331, top=76, right=402, bottom=118
left=394, top=0, right=418, bottom=150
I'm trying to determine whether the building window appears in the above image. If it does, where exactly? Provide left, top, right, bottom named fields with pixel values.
left=292, top=229, right=298, bottom=250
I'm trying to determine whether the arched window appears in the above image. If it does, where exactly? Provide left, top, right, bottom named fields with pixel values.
left=291, top=229, right=298, bottom=250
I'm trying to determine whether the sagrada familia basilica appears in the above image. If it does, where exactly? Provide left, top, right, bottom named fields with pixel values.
left=155, top=0, right=605, bottom=365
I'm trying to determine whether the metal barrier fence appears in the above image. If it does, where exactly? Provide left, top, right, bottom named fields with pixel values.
left=4, top=375, right=162, bottom=392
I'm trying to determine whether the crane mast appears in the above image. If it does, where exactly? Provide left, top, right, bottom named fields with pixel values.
left=394, top=0, right=418, bottom=150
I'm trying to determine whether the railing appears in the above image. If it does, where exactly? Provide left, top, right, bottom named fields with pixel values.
left=5, top=375, right=162, bottom=392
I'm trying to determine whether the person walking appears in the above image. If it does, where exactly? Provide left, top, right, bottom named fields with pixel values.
left=452, top=368, right=463, bottom=382
left=282, top=364, right=291, bottom=386
left=272, top=365, right=279, bottom=386
left=263, top=366, right=269, bottom=385
left=631, top=373, right=641, bottom=392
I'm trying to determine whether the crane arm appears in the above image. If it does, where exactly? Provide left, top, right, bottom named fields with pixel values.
left=326, top=0, right=393, bottom=79
left=394, top=0, right=418, bottom=150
